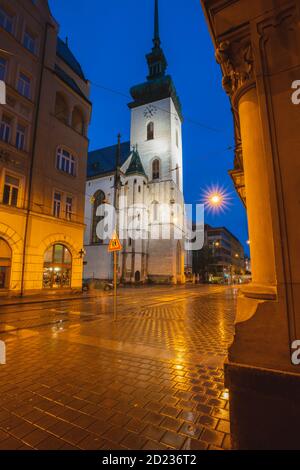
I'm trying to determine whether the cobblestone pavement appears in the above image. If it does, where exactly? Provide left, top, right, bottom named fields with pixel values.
left=0, top=285, right=237, bottom=450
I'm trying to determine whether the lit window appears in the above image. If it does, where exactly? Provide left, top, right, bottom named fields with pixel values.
left=43, top=244, right=72, bottom=289
left=17, top=72, right=31, bottom=98
left=23, top=30, right=37, bottom=54
left=3, top=174, right=19, bottom=207
left=147, top=122, right=154, bottom=141
left=16, top=124, right=26, bottom=151
left=0, top=115, right=12, bottom=143
left=0, top=7, right=13, bottom=34
left=152, top=159, right=160, bottom=180
left=0, top=57, right=7, bottom=81
left=56, top=148, right=76, bottom=176
left=53, top=192, right=61, bottom=218
left=66, top=196, right=73, bottom=221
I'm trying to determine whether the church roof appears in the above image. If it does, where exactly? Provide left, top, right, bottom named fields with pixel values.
left=127, top=0, right=183, bottom=121
left=56, top=37, right=86, bottom=81
left=54, top=64, right=90, bottom=102
left=129, top=75, right=183, bottom=121
left=87, top=141, right=131, bottom=178
left=125, top=149, right=147, bottom=178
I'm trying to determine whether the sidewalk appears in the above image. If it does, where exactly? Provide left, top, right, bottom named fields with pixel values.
left=0, top=290, right=98, bottom=307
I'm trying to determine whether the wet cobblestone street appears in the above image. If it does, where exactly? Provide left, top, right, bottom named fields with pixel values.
left=0, top=285, right=236, bottom=450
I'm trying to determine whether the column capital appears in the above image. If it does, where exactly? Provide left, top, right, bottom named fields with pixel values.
left=215, top=39, right=255, bottom=101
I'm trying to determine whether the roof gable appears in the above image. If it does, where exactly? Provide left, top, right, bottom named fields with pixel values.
left=88, top=142, right=131, bottom=178
left=56, top=37, right=86, bottom=81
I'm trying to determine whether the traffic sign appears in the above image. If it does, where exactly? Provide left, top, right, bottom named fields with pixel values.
left=108, top=231, right=123, bottom=253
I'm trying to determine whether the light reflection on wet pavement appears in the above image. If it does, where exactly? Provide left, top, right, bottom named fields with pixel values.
left=0, top=285, right=235, bottom=450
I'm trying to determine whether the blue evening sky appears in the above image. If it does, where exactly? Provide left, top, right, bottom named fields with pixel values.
left=49, top=0, right=249, bottom=254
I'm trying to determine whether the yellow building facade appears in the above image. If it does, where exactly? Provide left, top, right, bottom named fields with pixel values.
left=0, top=0, right=91, bottom=294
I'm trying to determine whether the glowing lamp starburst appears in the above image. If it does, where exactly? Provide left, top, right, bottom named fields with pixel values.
left=203, top=185, right=231, bottom=214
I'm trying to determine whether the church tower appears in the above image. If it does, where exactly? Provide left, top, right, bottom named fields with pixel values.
left=127, top=0, right=185, bottom=284
left=128, top=0, right=183, bottom=192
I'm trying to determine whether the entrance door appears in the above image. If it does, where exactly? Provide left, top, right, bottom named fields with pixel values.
left=43, top=244, right=72, bottom=289
left=0, top=238, right=12, bottom=289
left=135, top=271, right=141, bottom=283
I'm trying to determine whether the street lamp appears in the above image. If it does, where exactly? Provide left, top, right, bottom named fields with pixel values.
left=203, top=185, right=231, bottom=214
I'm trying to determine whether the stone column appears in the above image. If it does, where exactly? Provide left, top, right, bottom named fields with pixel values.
left=237, top=86, right=276, bottom=291
left=200, top=0, right=300, bottom=450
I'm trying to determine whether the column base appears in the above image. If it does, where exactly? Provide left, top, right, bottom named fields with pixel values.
left=225, top=360, right=300, bottom=449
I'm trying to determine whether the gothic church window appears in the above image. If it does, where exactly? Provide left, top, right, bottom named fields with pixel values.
left=152, top=159, right=160, bottom=180
left=147, top=122, right=154, bottom=141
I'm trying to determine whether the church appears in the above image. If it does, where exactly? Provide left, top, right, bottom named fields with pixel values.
left=83, top=0, right=186, bottom=284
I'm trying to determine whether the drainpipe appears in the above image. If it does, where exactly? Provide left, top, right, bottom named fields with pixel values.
left=20, top=22, right=52, bottom=296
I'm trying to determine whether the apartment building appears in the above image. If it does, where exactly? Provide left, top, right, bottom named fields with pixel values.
left=0, top=0, right=91, bottom=293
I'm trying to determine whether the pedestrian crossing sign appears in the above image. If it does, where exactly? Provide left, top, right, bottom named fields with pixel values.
left=108, top=231, right=122, bottom=253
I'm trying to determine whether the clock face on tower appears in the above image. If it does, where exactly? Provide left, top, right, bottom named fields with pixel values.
left=144, top=105, right=157, bottom=119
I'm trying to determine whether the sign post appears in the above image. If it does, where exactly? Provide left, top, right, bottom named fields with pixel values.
left=108, top=231, right=123, bottom=321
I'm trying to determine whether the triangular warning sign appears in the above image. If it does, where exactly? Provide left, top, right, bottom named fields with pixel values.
left=108, top=231, right=123, bottom=253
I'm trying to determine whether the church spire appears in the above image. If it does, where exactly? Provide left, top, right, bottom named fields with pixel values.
left=153, top=0, right=160, bottom=48
left=146, top=0, right=167, bottom=81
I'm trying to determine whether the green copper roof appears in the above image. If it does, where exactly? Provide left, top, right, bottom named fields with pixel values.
left=126, top=149, right=147, bottom=178
left=129, top=75, right=183, bottom=122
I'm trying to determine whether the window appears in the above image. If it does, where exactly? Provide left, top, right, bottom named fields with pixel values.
left=17, top=72, right=31, bottom=98
left=0, top=57, right=7, bottom=81
left=66, top=196, right=73, bottom=220
left=3, top=174, right=19, bottom=207
left=0, top=238, right=12, bottom=289
left=43, top=244, right=72, bottom=289
left=16, top=124, right=26, bottom=151
left=91, top=190, right=105, bottom=244
left=55, top=92, right=69, bottom=124
left=147, top=122, right=154, bottom=140
left=56, top=148, right=76, bottom=176
left=23, top=30, right=37, bottom=54
left=53, top=192, right=61, bottom=218
left=176, top=129, right=179, bottom=148
left=71, top=107, right=85, bottom=135
left=0, top=7, right=13, bottom=34
left=0, top=115, right=12, bottom=143
left=152, top=159, right=160, bottom=180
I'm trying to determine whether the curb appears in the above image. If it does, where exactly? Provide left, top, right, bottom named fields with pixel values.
left=0, top=294, right=99, bottom=308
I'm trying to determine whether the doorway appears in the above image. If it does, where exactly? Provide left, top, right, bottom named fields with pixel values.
left=0, top=238, right=11, bottom=289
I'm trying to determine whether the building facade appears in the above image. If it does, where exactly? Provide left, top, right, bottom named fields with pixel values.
left=84, top=0, right=185, bottom=284
left=201, top=0, right=300, bottom=449
left=192, top=224, right=244, bottom=283
left=0, top=0, right=91, bottom=294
